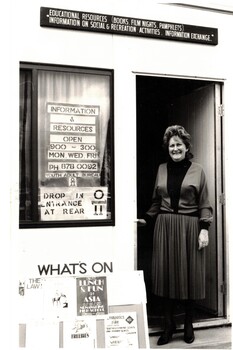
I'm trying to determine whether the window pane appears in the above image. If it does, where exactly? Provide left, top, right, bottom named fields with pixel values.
left=19, top=70, right=32, bottom=221
left=37, top=70, right=113, bottom=222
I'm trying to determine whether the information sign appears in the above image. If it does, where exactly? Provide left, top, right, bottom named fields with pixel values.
left=47, top=102, right=100, bottom=180
left=39, top=186, right=108, bottom=220
left=38, top=101, right=111, bottom=222
left=40, top=7, right=218, bottom=45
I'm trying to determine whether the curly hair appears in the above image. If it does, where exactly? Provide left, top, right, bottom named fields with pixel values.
left=163, top=125, right=193, bottom=159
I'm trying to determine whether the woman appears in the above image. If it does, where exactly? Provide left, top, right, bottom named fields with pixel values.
left=139, top=125, right=213, bottom=345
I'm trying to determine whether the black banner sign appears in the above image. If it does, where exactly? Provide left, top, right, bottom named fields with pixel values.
left=40, top=7, right=218, bottom=45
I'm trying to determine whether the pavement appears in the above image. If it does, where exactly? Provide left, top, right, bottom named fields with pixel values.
left=149, top=325, right=232, bottom=349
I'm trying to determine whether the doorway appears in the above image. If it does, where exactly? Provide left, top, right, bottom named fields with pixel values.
left=136, top=75, right=225, bottom=328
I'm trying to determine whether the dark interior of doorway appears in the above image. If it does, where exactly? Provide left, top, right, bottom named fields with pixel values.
left=136, top=75, right=217, bottom=328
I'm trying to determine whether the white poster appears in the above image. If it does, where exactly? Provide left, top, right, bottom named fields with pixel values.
left=105, top=312, right=139, bottom=348
left=18, top=278, right=46, bottom=320
left=63, top=317, right=97, bottom=349
left=42, top=277, right=76, bottom=320
left=47, top=103, right=100, bottom=181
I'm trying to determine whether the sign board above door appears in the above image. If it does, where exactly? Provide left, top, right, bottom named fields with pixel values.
left=40, top=7, right=218, bottom=45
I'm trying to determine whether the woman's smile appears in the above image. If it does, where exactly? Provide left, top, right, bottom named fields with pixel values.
left=168, top=135, right=188, bottom=162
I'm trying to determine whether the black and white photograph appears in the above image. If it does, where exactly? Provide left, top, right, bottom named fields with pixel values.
left=2, top=0, right=233, bottom=349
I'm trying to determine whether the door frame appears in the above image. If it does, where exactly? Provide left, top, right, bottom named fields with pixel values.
left=133, top=72, right=230, bottom=328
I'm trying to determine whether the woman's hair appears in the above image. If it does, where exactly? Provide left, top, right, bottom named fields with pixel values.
left=163, top=125, right=194, bottom=159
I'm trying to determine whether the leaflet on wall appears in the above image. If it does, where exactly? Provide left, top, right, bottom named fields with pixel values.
left=42, top=277, right=76, bottom=319
left=63, top=317, right=97, bottom=349
left=77, top=276, right=108, bottom=316
left=104, top=312, right=139, bottom=348
left=18, top=278, right=46, bottom=320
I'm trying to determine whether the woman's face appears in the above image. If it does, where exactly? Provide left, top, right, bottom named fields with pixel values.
left=168, top=135, right=188, bottom=162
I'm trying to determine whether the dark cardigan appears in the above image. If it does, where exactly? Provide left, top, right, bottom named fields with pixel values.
left=146, top=160, right=213, bottom=229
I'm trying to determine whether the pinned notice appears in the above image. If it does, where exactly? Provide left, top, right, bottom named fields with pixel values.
left=77, top=276, right=108, bottom=316
left=105, top=312, right=139, bottom=348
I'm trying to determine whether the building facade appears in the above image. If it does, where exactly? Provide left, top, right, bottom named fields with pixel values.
left=3, top=0, right=233, bottom=348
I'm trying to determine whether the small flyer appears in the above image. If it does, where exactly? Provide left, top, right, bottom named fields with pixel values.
left=42, top=277, right=77, bottom=319
left=18, top=278, right=46, bottom=320
left=63, top=317, right=97, bottom=349
left=105, top=312, right=139, bottom=348
left=76, top=276, right=108, bottom=316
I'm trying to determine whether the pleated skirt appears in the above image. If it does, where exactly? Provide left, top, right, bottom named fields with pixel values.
left=151, top=213, right=205, bottom=300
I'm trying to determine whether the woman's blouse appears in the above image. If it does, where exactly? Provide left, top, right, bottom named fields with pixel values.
left=146, top=159, right=213, bottom=229
left=167, top=158, right=192, bottom=212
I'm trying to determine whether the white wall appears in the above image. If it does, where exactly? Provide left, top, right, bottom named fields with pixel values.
left=3, top=0, right=233, bottom=347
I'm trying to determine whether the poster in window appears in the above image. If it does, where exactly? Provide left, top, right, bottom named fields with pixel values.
left=19, top=67, right=114, bottom=226
left=38, top=98, right=112, bottom=222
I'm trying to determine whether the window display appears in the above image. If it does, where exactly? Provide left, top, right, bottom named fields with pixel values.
left=20, top=64, right=114, bottom=227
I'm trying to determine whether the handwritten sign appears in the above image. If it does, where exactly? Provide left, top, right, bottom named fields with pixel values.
left=47, top=103, right=100, bottom=181
left=39, top=187, right=108, bottom=220
left=40, top=7, right=218, bottom=45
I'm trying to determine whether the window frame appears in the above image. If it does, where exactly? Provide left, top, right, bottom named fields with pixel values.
left=19, top=62, right=115, bottom=228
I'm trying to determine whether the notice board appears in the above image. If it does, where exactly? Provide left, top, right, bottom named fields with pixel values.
left=18, top=271, right=149, bottom=349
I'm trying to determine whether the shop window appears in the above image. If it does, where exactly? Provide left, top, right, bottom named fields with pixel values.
left=19, top=63, right=114, bottom=227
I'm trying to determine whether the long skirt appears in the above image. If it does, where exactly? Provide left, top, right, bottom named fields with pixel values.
left=151, top=213, right=206, bottom=300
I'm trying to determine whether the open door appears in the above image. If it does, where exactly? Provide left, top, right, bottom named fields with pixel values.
left=136, top=76, right=225, bottom=327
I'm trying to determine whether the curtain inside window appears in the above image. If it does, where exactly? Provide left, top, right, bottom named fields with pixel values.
left=38, top=71, right=111, bottom=185
left=19, top=70, right=32, bottom=220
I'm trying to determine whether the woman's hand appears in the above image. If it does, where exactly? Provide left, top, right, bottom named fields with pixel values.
left=198, top=229, right=209, bottom=250
left=136, top=219, right=147, bottom=226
